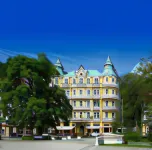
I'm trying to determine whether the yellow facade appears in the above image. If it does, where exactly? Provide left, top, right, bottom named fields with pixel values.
left=54, top=57, right=120, bottom=135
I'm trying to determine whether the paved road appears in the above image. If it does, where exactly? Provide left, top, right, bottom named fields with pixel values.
left=0, top=138, right=151, bottom=150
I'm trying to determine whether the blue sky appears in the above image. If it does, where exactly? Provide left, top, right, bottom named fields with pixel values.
left=0, top=0, right=152, bottom=75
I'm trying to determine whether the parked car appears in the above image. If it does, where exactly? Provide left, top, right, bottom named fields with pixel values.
left=90, top=132, right=100, bottom=137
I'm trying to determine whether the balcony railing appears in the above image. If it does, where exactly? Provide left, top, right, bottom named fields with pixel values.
left=70, top=118, right=91, bottom=121
left=92, top=83, right=100, bottom=87
left=102, top=118, right=115, bottom=122
left=102, top=106, right=118, bottom=110
left=102, top=94, right=120, bottom=99
left=92, top=95, right=101, bottom=99
left=93, top=107, right=100, bottom=110
left=102, top=83, right=119, bottom=88
left=67, top=95, right=101, bottom=99
left=93, top=118, right=100, bottom=122
left=71, top=95, right=91, bottom=99
left=62, top=83, right=70, bottom=87
left=73, top=106, right=91, bottom=110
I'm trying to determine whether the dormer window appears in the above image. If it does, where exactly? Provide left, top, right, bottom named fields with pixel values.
left=65, top=79, right=68, bottom=84
left=73, top=78, right=76, bottom=84
left=95, top=78, right=99, bottom=84
left=87, top=78, right=90, bottom=84
left=79, top=78, right=83, bottom=84
left=55, top=77, right=58, bottom=84
left=112, top=77, right=115, bottom=83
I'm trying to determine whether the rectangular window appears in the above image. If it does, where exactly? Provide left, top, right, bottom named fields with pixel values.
left=80, top=101, right=82, bottom=107
left=112, top=112, right=115, bottom=118
left=94, top=112, right=100, bottom=119
left=55, top=77, right=58, bottom=84
left=104, top=124, right=109, bottom=126
left=106, top=89, right=108, bottom=94
left=86, top=101, right=90, bottom=107
left=97, top=90, right=99, bottom=95
left=87, top=78, right=90, bottom=84
left=94, top=90, right=96, bottom=95
left=95, top=78, right=99, bottom=84
left=66, top=90, right=70, bottom=96
left=105, top=112, right=108, bottom=118
left=106, top=77, right=108, bottom=82
left=73, top=101, right=76, bottom=107
left=74, top=112, right=76, bottom=118
left=94, top=124, right=100, bottom=126
left=112, top=101, right=115, bottom=106
left=112, top=77, right=115, bottom=83
left=87, top=90, right=90, bottom=95
left=80, top=112, right=82, bottom=118
left=65, top=79, right=68, bottom=84
left=80, top=90, right=83, bottom=95
left=73, top=90, right=76, bottom=95
left=105, top=101, right=108, bottom=106
left=87, top=112, right=90, bottom=118
left=112, top=90, right=115, bottom=94
left=94, top=101, right=96, bottom=107
left=73, top=78, right=76, bottom=84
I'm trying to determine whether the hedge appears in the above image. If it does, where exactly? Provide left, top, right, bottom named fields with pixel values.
left=124, top=132, right=141, bottom=142
left=148, top=133, right=152, bottom=142
left=22, top=136, right=33, bottom=140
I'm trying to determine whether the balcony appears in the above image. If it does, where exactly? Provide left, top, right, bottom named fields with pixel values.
left=102, top=106, right=118, bottom=111
left=93, top=106, right=100, bottom=110
left=72, top=84, right=87, bottom=87
left=102, top=83, right=119, bottom=88
left=92, top=83, right=100, bottom=87
left=70, top=118, right=91, bottom=122
left=93, top=118, right=100, bottom=122
left=92, top=95, right=101, bottom=99
left=102, top=118, right=115, bottom=122
left=73, top=106, right=91, bottom=110
left=62, top=83, right=70, bottom=88
left=71, top=95, right=91, bottom=99
left=102, top=94, right=120, bottom=100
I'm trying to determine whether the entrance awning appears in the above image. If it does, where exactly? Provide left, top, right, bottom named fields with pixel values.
left=56, top=126, right=75, bottom=130
left=86, top=126, right=101, bottom=129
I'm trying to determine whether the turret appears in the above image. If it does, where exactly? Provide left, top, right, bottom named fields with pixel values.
left=102, top=56, right=118, bottom=77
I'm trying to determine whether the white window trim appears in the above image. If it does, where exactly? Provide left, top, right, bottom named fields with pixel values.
left=105, top=76, right=108, bottom=83
left=93, top=77, right=99, bottom=84
left=112, top=112, right=115, bottom=118
left=87, top=77, right=91, bottom=84
left=64, top=77, right=69, bottom=84
left=87, top=89, right=90, bottom=95
left=79, top=77, right=84, bottom=84
left=105, top=112, right=108, bottom=118
left=73, top=78, right=76, bottom=84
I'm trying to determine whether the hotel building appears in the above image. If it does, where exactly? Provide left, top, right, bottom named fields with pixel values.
left=53, top=56, right=120, bottom=135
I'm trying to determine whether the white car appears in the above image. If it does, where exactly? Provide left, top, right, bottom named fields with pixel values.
left=90, top=132, right=100, bottom=137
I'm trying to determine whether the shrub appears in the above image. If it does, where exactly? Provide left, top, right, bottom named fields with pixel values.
left=147, top=133, right=152, bottom=142
left=22, top=136, right=33, bottom=140
left=124, top=132, right=141, bottom=142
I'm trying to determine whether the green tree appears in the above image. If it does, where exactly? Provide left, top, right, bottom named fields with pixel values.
left=0, top=54, right=72, bottom=135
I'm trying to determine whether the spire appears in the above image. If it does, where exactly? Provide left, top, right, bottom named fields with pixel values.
left=104, top=56, right=113, bottom=66
left=55, top=58, right=64, bottom=69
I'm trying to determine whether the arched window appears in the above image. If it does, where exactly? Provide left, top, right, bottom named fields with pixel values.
left=106, top=89, right=108, bottom=94
left=95, top=78, right=99, bottom=84
left=65, top=78, right=68, bottom=84
left=112, top=77, right=115, bottom=83
left=79, top=78, right=83, bottom=84
left=87, top=78, right=90, bottom=84
left=73, top=78, right=76, bottom=84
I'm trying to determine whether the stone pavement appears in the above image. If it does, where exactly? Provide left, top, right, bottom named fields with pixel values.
left=0, top=138, right=151, bottom=150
